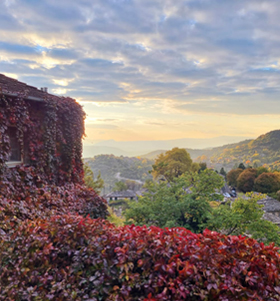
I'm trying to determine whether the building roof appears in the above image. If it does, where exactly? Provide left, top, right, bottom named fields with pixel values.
left=263, top=212, right=280, bottom=225
left=257, top=197, right=280, bottom=212
left=106, top=190, right=137, bottom=198
left=0, top=73, right=69, bottom=102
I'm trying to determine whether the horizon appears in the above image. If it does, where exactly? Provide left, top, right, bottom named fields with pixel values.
left=1, top=0, right=280, bottom=143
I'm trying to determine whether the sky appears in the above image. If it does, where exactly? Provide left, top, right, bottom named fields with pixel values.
left=1, top=0, right=280, bottom=145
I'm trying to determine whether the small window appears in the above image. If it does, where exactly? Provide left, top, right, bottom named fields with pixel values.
left=6, top=127, right=22, bottom=166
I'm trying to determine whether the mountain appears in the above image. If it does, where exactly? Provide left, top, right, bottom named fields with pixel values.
left=140, top=130, right=280, bottom=171
left=87, top=135, right=252, bottom=157
left=83, top=145, right=130, bottom=158
left=194, top=130, right=280, bottom=171
left=140, top=149, right=207, bottom=160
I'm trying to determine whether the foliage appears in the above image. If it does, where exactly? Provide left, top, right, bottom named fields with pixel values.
left=219, top=167, right=227, bottom=177
left=107, top=206, right=125, bottom=226
left=238, top=163, right=246, bottom=170
left=151, top=148, right=194, bottom=181
left=0, top=166, right=108, bottom=235
left=254, top=172, right=280, bottom=194
left=125, top=170, right=224, bottom=232
left=1, top=215, right=280, bottom=300
left=113, top=181, right=128, bottom=192
left=194, top=130, right=280, bottom=171
left=84, top=162, right=104, bottom=194
left=206, top=193, right=280, bottom=246
left=226, top=168, right=243, bottom=187
left=198, top=162, right=207, bottom=172
left=237, top=168, right=257, bottom=193
left=0, top=93, right=85, bottom=185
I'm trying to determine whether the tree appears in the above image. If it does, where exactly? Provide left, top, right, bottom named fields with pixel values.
left=83, top=163, right=104, bottom=194
left=236, top=168, right=257, bottom=192
left=206, top=193, right=280, bottom=246
left=151, top=148, right=193, bottom=182
left=257, top=166, right=269, bottom=176
left=226, top=168, right=243, bottom=187
left=113, top=181, right=128, bottom=192
left=125, top=170, right=224, bottom=232
left=219, top=167, right=227, bottom=177
left=254, top=172, right=280, bottom=193
left=238, top=163, right=246, bottom=170
left=198, top=162, right=207, bottom=172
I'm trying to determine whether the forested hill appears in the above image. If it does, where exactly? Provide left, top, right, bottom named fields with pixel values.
left=140, top=130, right=280, bottom=171
left=194, top=130, right=280, bottom=171
left=85, top=155, right=153, bottom=192
left=85, top=130, right=280, bottom=191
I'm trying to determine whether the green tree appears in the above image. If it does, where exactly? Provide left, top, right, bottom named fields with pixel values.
left=198, top=162, right=207, bottom=172
left=238, top=163, right=246, bottom=170
left=83, top=163, right=104, bottom=194
left=206, top=193, right=280, bottom=246
left=125, top=170, right=224, bottom=232
left=151, top=148, right=193, bottom=182
left=113, top=181, right=128, bottom=192
left=220, top=167, right=227, bottom=177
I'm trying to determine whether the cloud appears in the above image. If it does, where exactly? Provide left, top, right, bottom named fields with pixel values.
left=1, top=0, right=280, bottom=141
left=86, top=124, right=119, bottom=129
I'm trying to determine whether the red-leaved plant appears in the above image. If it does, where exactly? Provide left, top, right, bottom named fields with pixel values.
left=1, top=215, right=279, bottom=300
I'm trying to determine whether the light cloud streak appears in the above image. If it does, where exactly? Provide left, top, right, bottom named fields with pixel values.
left=0, top=0, right=279, bottom=144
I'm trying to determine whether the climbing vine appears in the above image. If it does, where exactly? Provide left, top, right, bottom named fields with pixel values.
left=0, top=92, right=85, bottom=185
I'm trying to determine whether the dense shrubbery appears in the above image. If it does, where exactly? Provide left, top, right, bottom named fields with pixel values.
left=0, top=165, right=108, bottom=236
left=227, top=166, right=280, bottom=194
left=1, top=215, right=280, bottom=300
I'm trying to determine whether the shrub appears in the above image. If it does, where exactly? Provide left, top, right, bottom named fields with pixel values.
left=0, top=165, right=108, bottom=235
left=1, top=215, right=280, bottom=300
left=254, top=172, right=280, bottom=194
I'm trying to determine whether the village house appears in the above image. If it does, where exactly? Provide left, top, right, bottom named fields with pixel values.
left=106, top=189, right=137, bottom=202
left=0, top=73, right=85, bottom=184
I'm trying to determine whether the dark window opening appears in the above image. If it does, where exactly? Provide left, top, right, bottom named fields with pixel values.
left=7, top=127, right=21, bottom=161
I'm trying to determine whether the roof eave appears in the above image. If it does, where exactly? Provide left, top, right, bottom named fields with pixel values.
left=2, top=91, right=44, bottom=102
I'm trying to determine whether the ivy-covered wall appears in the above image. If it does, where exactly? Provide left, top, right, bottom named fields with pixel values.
left=0, top=92, right=85, bottom=185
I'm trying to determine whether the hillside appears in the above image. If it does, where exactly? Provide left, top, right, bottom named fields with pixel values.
left=195, top=130, right=280, bottom=171
left=85, top=130, right=280, bottom=192
left=140, top=130, right=280, bottom=171
left=85, top=155, right=154, bottom=193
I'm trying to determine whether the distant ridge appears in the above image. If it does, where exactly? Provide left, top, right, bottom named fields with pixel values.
left=83, top=135, right=252, bottom=158
left=193, top=130, right=280, bottom=170
left=139, top=130, right=280, bottom=171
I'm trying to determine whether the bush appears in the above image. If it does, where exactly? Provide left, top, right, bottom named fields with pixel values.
left=254, top=172, right=280, bottom=194
left=0, top=165, right=108, bottom=235
left=1, top=215, right=280, bottom=300
left=237, top=168, right=257, bottom=192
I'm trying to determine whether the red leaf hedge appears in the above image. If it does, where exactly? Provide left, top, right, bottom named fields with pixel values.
left=0, top=165, right=108, bottom=237
left=1, top=215, right=279, bottom=300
